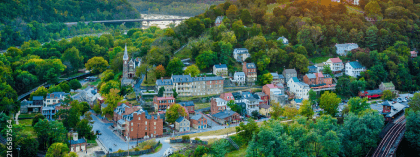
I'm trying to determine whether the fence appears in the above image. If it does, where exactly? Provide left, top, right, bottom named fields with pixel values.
left=191, top=140, right=208, bottom=145
left=169, top=139, right=190, bottom=143
left=106, top=141, right=160, bottom=157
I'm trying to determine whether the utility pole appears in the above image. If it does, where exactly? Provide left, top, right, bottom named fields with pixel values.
left=127, top=124, right=130, bottom=156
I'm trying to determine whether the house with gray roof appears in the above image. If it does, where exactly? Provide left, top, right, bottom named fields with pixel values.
left=233, top=48, right=250, bottom=62
left=211, top=109, right=240, bottom=125
left=345, top=61, right=366, bottom=78
left=213, top=63, right=228, bottom=76
left=308, top=65, right=317, bottom=73
left=282, top=69, right=297, bottom=83
left=45, top=92, right=70, bottom=106
left=20, top=99, right=42, bottom=114
left=156, top=78, right=174, bottom=97
left=335, top=43, right=359, bottom=56
left=215, top=16, right=224, bottom=27
left=190, top=114, right=207, bottom=129
left=175, top=117, right=190, bottom=132
left=277, top=36, right=289, bottom=45
left=69, top=132, right=87, bottom=152
left=303, top=73, right=317, bottom=85
left=179, top=101, right=195, bottom=114
left=156, top=74, right=224, bottom=97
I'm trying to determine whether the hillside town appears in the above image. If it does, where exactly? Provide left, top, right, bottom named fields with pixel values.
left=2, top=0, right=420, bottom=157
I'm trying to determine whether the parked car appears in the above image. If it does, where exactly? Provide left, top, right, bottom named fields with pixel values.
left=96, top=130, right=102, bottom=135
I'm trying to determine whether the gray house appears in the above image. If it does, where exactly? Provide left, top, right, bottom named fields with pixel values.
left=282, top=69, right=297, bottom=83
left=335, top=43, right=359, bottom=56
left=277, top=36, right=289, bottom=45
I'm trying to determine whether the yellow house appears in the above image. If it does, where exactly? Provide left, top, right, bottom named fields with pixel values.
left=259, top=104, right=272, bottom=117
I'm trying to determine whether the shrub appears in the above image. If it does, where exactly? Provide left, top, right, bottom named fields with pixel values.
left=182, top=135, right=190, bottom=141
left=194, top=145, right=209, bottom=157
left=195, top=137, right=201, bottom=141
left=137, top=139, right=157, bottom=150
left=134, top=147, right=140, bottom=151
left=116, top=149, right=125, bottom=153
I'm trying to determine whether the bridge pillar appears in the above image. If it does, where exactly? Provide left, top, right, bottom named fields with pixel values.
left=147, top=21, right=150, bottom=27
left=173, top=20, right=176, bottom=24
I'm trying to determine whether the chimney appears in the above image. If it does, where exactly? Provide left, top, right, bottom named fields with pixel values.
left=50, top=94, right=54, bottom=98
left=161, top=77, right=163, bottom=81
left=219, top=63, right=221, bottom=65
left=73, top=132, right=78, bottom=141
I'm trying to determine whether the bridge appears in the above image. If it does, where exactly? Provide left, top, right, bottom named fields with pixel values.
left=64, top=18, right=188, bottom=26
left=371, top=115, right=406, bottom=157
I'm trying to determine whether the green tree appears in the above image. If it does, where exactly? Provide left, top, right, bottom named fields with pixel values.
left=46, top=143, right=70, bottom=157
left=62, top=47, right=84, bottom=73
left=341, top=111, right=384, bottom=156
left=319, top=91, right=341, bottom=116
left=211, top=139, right=230, bottom=157
left=61, top=108, right=80, bottom=130
left=408, top=93, right=420, bottom=112
left=365, top=0, right=382, bottom=19
left=336, top=76, right=352, bottom=98
left=240, top=9, right=252, bottom=25
left=165, top=104, right=187, bottom=124
left=405, top=110, right=420, bottom=148
left=382, top=90, right=394, bottom=101
left=76, top=119, right=94, bottom=140
left=45, top=68, right=58, bottom=84
left=270, top=102, right=284, bottom=120
left=0, top=82, right=18, bottom=115
left=196, top=50, right=217, bottom=70
left=166, top=57, right=184, bottom=75
left=30, top=86, right=48, bottom=100
left=299, top=100, right=314, bottom=118
left=158, top=87, right=165, bottom=97
left=322, top=64, right=333, bottom=77
left=32, top=114, right=45, bottom=126
left=348, top=97, right=370, bottom=115
left=289, top=54, right=309, bottom=73
left=173, top=88, right=178, bottom=99
left=100, top=80, right=120, bottom=94
left=34, top=120, right=67, bottom=150
left=102, top=89, right=123, bottom=116
left=93, top=103, right=101, bottom=115
left=48, top=85, right=63, bottom=93
left=236, top=119, right=259, bottom=144
left=58, top=81, right=70, bottom=93
left=184, top=65, right=200, bottom=77
left=308, top=89, right=317, bottom=106
left=350, top=79, right=366, bottom=96
left=69, top=79, right=82, bottom=91
left=365, top=26, right=378, bottom=50
left=260, top=73, right=273, bottom=85
left=85, top=57, right=109, bottom=74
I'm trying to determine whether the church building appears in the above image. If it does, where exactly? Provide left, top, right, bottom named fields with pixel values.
left=122, top=44, right=141, bottom=86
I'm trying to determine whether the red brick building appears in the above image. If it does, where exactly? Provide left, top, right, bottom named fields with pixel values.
left=113, top=102, right=141, bottom=122
left=69, top=133, right=87, bottom=152
left=153, top=96, right=175, bottom=112
left=262, top=84, right=278, bottom=100
left=303, top=74, right=316, bottom=85
left=255, top=92, right=269, bottom=104
left=116, top=109, right=164, bottom=139
left=190, top=114, right=207, bottom=129
left=179, top=101, right=195, bottom=114
left=242, top=62, right=257, bottom=85
left=220, top=93, right=235, bottom=101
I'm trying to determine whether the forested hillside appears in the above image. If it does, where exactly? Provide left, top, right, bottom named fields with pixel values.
left=0, top=0, right=139, bottom=23
left=0, top=0, right=140, bottom=49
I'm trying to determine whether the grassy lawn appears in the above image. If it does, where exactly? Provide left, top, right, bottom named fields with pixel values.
left=126, top=92, right=137, bottom=99
left=177, top=94, right=219, bottom=102
left=195, top=103, right=210, bottom=110
left=87, top=140, right=98, bottom=148
left=141, top=82, right=157, bottom=86
left=18, top=113, right=37, bottom=119
left=310, top=56, right=331, bottom=64
left=226, top=147, right=247, bottom=157
left=19, top=119, right=32, bottom=126
left=174, top=48, right=191, bottom=59
left=179, top=121, right=266, bottom=139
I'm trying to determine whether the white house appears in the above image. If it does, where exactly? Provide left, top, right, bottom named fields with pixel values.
left=353, top=0, right=359, bottom=5
left=215, top=16, right=224, bottom=27
left=314, top=63, right=325, bottom=73
left=213, top=63, right=228, bottom=76
left=232, top=72, right=246, bottom=85
left=243, top=97, right=260, bottom=116
left=233, top=48, right=250, bottom=62
left=345, top=61, right=366, bottom=78
left=45, top=92, right=70, bottom=106
left=325, top=58, right=344, bottom=73
left=277, top=36, right=289, bottom=45
left=287, top=77, right=310, bottom=99
left=335, top=43, right=359, bottom=56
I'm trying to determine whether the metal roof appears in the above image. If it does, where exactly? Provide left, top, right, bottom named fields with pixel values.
left=32, top=96, right=44, bottom=100
left=179, top=101, right=194, bottom=107
left=348, top=61, right=364, bottom=69
left=234, top=72, right=245, bottom=76
left=283, top=69, right=297, bottom=74
left=306, top=74, right=316, bottom=79
left=156, top=79, right=173, bottom=86
left=69, top=138, right=87, bottom=145
left=246, top=63, right=256, bottom=69
left=214, top=64, right=227, bottom=69
left=328, top=57, right=342, bottom=63
left=212, top=110, right=238, bottom=119
left=175, top=116, right=186, bottom=123
left=46, top=92, right=69, bottom=99
left=260, top=104, right=270, bottom=109
left=190, top=114, right=203, bottom=121
left=172, top=75, right=193, bottom=83
left=292, top=77, right=299, bottom=82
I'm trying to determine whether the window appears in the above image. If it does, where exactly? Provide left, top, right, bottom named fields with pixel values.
left=145, top=121, right=147, bottom=125
left=154, top=122, right=156, bottom=125
left=154, top=126, right=156, bottom=129
left=145, top=126, right=147, bottom=130
left=138, top=117, right=141, bottom=120
left=131, top=122, right=133, bottom=126
left=131, top=128, right=133, bottom=131
left=154, top=131, right=156, bottom=134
